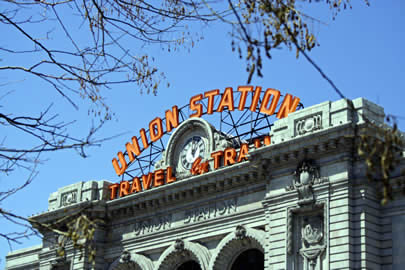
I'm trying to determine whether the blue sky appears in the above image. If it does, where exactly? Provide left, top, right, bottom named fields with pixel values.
left=1, top=1, right=404, bottom=268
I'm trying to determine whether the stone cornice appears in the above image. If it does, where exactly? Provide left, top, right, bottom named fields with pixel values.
left=105, top=158, right=265, bottom=217
left=28, top=200, right=106, bottom=228
left=250, top=122, right=356, bottom=167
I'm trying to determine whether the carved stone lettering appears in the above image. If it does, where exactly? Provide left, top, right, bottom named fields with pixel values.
left=134, top=214, right=172, bottom=236
left=60, top=190, right=77, bottom=207
left=184, top=198, right=237, bottom=224
left=295, top=114, right=322, bottom=136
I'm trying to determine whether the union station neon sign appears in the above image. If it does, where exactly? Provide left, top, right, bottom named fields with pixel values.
left=109, top=86, right=300, bottom=200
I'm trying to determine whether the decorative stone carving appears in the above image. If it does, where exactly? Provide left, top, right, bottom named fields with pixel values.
left=285, top=160, right=328, bottom=205
left=296, top=114, right=322, bottom=136
left=154, top=151, right=166, bottom=170
left=214, top=131, right=235, bottom=151
left=112, top=250, right=137, bottom=269
left=299, top=217, right=326, bottom=270
left=293, top=160, right=317, bottom=204
left=108, top=251, right=154, bottom=270
left=174, top=239, right=185, bottom=251
left=155, top=240, right=211, bottom=270
left=60, top=190, right=77, bottom=207
left=235, top=225, right=247, bottom=240
left=49, top=233, right=71, bottom=251
left=302, top=223, right=323, bottom=246
left=119, top=250, right=132, bottom=264
left=286, top=201, right=327, bottom=270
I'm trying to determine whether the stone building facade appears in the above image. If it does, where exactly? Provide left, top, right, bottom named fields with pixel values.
left=6, top=98, right=405, bottom=270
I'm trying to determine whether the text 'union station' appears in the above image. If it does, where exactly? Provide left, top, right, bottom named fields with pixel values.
left=6, top=88, right=405, bottom=270
left=111, top=86, right=300, bottom=177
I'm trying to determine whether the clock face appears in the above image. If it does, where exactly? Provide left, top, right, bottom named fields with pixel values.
left=180, top=136, right=206, bottom=170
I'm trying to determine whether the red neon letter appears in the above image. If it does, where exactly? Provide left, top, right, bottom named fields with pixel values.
left=217, top=87, right=235, bottom=112
left=112, top=152, right=128, bottom=176
left=211, top=151, right=223, bottom=169
left=142, top=173, right=153, bottom=190
left=276, top=94, right=300, bottom=119
left=263, top=136, right=271, bottom=146
left=237, top=86, right=253, bottom=111
left=140, top=128, right=149, bottom=149
left=119, top=181, right=130, bottom=197
left=249, top=86, right=262, bottom=112
left=126, top=137, right=141, bottom=162
left=154, top=169, right=165, bottom=187
left=204, top=89, right=220, bottom=114
left=166, top=166, right=176, bottom=183
left=108, top=184, right=119, bottom=200
left=190, top=157, right=202, bottom=175
left=190, top=94, right=203, bottom=118
left=237, top=144, right=249, bottom=162
left=260, top=88, right=280, bottom=115
left=254, top=139, right=261, bottom=148
left=165, top=106, right=179, bottom=132
left=130, top=177, right=142, bottom=193
left=149, top=117, right=163, bottom=142
left=224, top=148, right=237, bottom=166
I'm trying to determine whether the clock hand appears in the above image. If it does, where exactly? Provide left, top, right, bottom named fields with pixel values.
left=186, top=146, right=194, bottom=163
left=194, top=147, right=200, bottom=159
left=192, top=140, right=197, bottom=154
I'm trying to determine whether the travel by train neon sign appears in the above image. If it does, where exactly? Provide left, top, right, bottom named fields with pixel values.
left=108, top=85, right=301, bottom=200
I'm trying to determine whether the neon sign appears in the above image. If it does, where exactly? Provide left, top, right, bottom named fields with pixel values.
left=108, top=86, right=300, bottom=200
left=112, top=86, right=300, bottom=176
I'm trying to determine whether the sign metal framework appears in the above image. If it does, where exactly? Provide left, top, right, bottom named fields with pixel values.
left=116, top=87, right=303, bottom=182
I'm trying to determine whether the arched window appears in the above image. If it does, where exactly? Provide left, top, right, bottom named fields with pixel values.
left=230, top=249, right=264, bottom=270
left=176, top=260, right=202, bottom=270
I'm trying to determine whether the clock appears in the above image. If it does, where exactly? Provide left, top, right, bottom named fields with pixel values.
left=179, top=135, right=206, bottom=170
left=155, top=118, right=238, bottom=178
left=162, top=118, right=215, bottom=178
